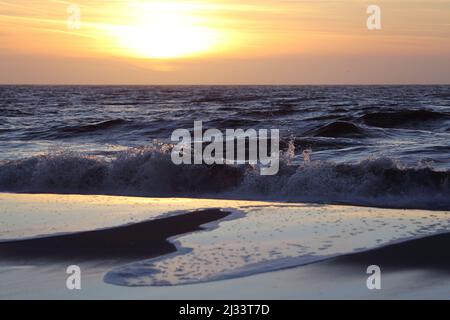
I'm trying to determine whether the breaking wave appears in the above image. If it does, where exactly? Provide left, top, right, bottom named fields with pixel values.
left=0, top=145, right=448, bottom=210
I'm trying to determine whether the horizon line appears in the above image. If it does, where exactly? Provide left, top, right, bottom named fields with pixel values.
left=1, top=83, right=449, bottom=86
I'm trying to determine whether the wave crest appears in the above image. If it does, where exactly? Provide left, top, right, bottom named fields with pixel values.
left=0, top=146, right=449, bottom=209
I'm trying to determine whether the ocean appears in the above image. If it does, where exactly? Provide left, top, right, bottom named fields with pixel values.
left=1, top=85, right=449, bottom=209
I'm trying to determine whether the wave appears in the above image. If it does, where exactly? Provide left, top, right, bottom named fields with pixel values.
left=1, top=108, right=34, bottom=117
left=279, top=137, right=358, bottom=151
left=0, top=146, right=448, bottom=210
left=241, top=104, right=298, bottom=118
left=59, top=119, right=129, bottom=134
left=306, top=121, right=368, bottom=138
left=24, top=118, right=134, bottom=139
left=361, top=110, right=449, bottom=129
left=206, top=118, right=260, bottom=128
left=191, top=93, right=263, bottom=104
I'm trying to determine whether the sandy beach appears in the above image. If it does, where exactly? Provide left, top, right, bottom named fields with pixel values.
left=1, top=193, right=450, bottom=299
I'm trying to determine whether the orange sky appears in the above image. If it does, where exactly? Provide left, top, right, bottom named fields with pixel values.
left=0, top=0, right=449, bottom=84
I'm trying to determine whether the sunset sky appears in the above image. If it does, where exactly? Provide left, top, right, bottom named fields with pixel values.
left=0, top=0, right=449, bottom=84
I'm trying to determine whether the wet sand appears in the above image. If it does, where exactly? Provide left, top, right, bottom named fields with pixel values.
left=331, top=231, right=450, bottom=273
left=1, top=193, right=450, bottom=299
left=3, top=233, right=450, bottom=299
left=0, top=209, right=230, bottom=263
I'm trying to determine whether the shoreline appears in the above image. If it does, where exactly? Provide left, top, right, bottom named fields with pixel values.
left=3, top=231, right=450, bottom=299
left=0, top=209, right=230, bottom=264
left=1, top=193, right=450, bottom=298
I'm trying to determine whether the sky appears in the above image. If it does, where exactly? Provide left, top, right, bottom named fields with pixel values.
left=0, top=0, right=449, bottom=84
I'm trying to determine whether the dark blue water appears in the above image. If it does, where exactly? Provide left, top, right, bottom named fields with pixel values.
left=1, top=85, right=449, bottom=209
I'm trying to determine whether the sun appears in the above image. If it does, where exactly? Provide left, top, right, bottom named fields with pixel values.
left=111, top=2, right=220, bottom=59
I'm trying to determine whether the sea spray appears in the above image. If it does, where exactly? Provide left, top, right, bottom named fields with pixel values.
left=0, top=145, right=448, bottom=210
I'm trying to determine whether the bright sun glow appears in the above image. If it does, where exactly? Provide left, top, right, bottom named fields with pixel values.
left=111, top=2, right=220, bottom=59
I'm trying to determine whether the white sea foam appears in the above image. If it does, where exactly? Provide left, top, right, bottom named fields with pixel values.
left=0, top=147, right=448, bottom=210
